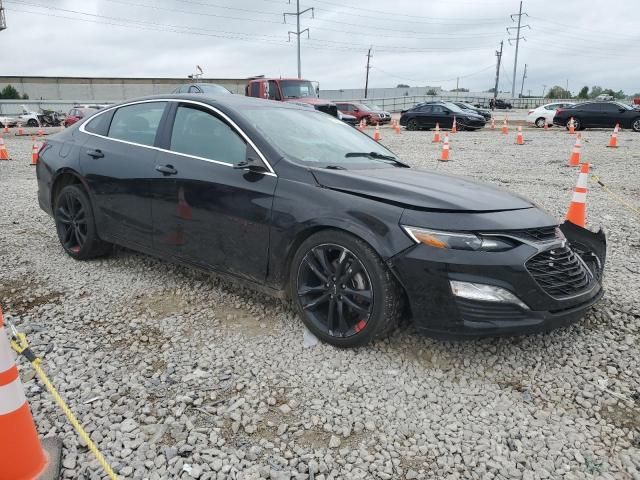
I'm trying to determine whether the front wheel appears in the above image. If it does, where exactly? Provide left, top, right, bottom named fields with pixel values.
left=535, top=117, right=546, bottom=128
left=27, top=119, right=38, bottom=127
left=290, top=230, right=403, bottom=348
left=566, top=118, right=581, bottom=130
left=54, top=185, right=111, bottom=260
left=406, top=119, right=419, bottom=131
left=632, top=118, right=640, bottom=132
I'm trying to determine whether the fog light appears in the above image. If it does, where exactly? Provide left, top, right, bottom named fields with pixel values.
left=450, top=280, right=529, bottom=310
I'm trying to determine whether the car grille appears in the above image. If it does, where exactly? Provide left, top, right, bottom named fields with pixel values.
left=315, top=104, right=338, bottom=117
left=501, top=226, right=558, bottom=243
left=526, top=246, right=592, bottom=297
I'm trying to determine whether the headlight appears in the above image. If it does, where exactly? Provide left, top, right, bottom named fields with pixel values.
left=402, top=226, right=514, bottom=251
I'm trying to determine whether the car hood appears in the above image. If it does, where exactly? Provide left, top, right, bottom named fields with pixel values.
left=311, top=167, right=534, bottom=212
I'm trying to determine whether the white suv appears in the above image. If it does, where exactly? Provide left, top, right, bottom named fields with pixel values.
left=527, top=102, right=575, bottom=128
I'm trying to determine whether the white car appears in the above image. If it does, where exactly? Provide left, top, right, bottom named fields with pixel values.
left=0, top=115, right=19, bottom=127
left=18, top=106, right=40, bottom=127
left=527, top=102, right=576, bottom=128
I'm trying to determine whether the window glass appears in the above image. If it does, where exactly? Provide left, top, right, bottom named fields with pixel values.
left=432, top=106, right=446, bottom=114
left=250, top=82, right=260, bottom=97
left=544, top=104, right=558, bottom=110
left=267, top=80, right=281, bottom=101
left=601, top=103, right=619, bottom=112
left=108, top=102, right=166, bottom=146
left=580, top=103, right=601, bottom=112
left=84, top=110, right=112, bottom=135
left=170, top=105, right=246, bottom=165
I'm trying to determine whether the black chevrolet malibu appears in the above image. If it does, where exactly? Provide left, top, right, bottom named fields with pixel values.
left=36, top=95, right=606, bottom=347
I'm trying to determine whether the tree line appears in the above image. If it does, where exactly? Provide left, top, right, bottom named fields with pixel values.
left=0, top=84, right=29, bottom=100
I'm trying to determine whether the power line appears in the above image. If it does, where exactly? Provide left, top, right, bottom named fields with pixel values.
left=507, top=0, right=529, bottom=97
left=371, top=64, right=495, bottom=85
left=283, top=0, right=314, bottom=78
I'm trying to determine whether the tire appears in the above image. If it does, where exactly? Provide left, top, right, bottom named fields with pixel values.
left=27, top=119, right=38, bottom=127
left=632, top=118, right=640, bottom=132
left=290, top=230, right=403, bottom=348
left=566, top=118, right=581, bottom=131
left=535, top=117, right=546, bottom=128
left=407, top=118, right=419, bottom=131
left=54, top=185, right=111, bottom=260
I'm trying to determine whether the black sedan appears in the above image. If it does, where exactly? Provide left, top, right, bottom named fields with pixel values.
left=400, top=102, right=486, bottom=131
left=452, top=102, right=492, bottom=120
left=37, top=95, right=606, bottom=347
left=553, top=101, right=640, bottom=131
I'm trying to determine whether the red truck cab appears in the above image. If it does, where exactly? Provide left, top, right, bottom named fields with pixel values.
left=245, top=77, right=338, bottom=117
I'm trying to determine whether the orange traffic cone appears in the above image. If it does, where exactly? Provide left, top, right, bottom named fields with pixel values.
left=568, top=135, right=582, bottom=166
left=373, top=124, right=381, bottom=142
left=0, top=308, right=49, bottom=479
left=451, top=117, right=457, bottom=134
left=565, top=162, right=589, bottom=227
left=177, top=186, right=192, bottom=220
left=607, top=125, right=618, bottom=148
left=2, top=122, right=8, bottom=134
left=31, top=142, right=39, bottom=165
left=515, top=126, right=524, bottom=145
left=490, top=117, right=495, bottom=130
left=394, top=120, right=401, bottom=134
left=0, top=136, right=10, bottom=161
left=439, top=133, right=450, bottom=161
left=501, top=117, right=508, bottom=134
left=543, top=121, right=549, bottom=130
left=17, top=123, right=24, bottom=136
left=432, top=123, right=441, bottom=143
left=568, top=117, right=575, bottom=135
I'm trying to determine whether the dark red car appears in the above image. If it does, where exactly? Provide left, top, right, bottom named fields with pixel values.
left=335, top=102, right=391, bottom=125
left=63, top=107, right=96, bottom=127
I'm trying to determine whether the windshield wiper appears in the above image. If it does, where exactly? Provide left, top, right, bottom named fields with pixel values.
left=345, top=152, right=410, bottom=167
left=325, top=165, right=347, bottom=170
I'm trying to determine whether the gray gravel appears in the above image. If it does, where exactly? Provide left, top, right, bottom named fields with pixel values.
left=1, top=125, right=639, bottom=480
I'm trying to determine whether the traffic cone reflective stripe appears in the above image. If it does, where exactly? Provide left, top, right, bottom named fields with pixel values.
left=568, top=117, right=575, bottom=135
left=568, top=136, right=581, bottom=166
left=565, top=163, right=589, bottom=227
left=0, top=137, right=10, bottom=161
left=432, top=123, right=441, bottom=143
left=0, top=309, right=48, bottom=480
left=515, top=126, right=524, bottom=145
left=501, top=117, right=508, bottom=134
left=439, top=133, right=450, bottom=161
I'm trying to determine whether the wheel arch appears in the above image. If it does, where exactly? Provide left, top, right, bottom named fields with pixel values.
left=50, top=169, right=89, bottom=209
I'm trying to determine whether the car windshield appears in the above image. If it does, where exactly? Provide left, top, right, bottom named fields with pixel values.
left=364, top=104, right=382, bottom=111
left=280, top=80, right=317, bottom=99
left=241, top=107, right=400, bottom=168
left=614, top=102, right=632, bottom=110
left=354, top=103, right=371, bottom=111
left=443, top=102, right=465, bottom=113
left=459, top=103, right=475, bottom=109
left=198, top=84, right=231, bottom=94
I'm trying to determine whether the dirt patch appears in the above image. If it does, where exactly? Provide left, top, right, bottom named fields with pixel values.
left=600, top=402, right=640, bottom=430
left=133, top=291, right=190, bottom=318
left=0, top=278, right=63, bottom=314
left=217, top=305, right=274, bottom=338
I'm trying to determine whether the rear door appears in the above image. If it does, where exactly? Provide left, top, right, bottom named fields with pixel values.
left=599, top=103, right=623, bottom=128
left=577, top=103, right=601, bottom=127
left=150, top=102, right=277, bottom=282
left=80, top=101, right=168, bottom=249
left=431, top=105, right=450, bottom=128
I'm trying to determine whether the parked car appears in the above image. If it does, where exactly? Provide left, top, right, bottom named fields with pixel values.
left=36, top=94, right=605, bottom=347
left=527, top=102, right=576, bottom=128
left=0, top=114, right=19, bottom=127
left=553, top=101, right=640, bottom=131
left=335, top=102, right=390, bottom=125
left=489, top=98, right=512, bottom=110
left=595, top=94, right=614, bottom=101
left=452, top=102, right=492, bottom=120
left=400, top=102, right=486, bottom=131
left=18, top=107, right=40, bottom=127
left=172, top=83, right=232, bottom=95
left=337, top=110, right=358, bottom=126
left=63, top=107, right=96, bottom=127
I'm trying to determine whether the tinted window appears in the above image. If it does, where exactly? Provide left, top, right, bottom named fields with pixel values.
left=170, top=105, right=246, bottom=165
left=579, top=103, right=601, bottom=112
left=250, top=82, right=260, bottom=97
left=268, top=80, right=281, bottom=101
left=84, top=110, right=112, bottom=135
left=417, top=105, right=432, bottom=112
left=188, top=86, right=200, bottom=93
left=108, top=102, right=166, bottom=146
left=432, top=105, right=447, bottom=114
left=601, top=103, right=620, bottom=112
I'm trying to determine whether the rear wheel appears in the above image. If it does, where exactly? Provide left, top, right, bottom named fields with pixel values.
left=566, top=117, right=581, bottom=130
left=290, top=230, right=402, bottom=348
left=407, top=119, right=419, bottom=131
left=27, top=119, right=38, bottom=127
left=632, top=118, right=640, bottom=132
left=535, top=117, right=546, bottom=128
left=54, top=185, right=111, bottom=260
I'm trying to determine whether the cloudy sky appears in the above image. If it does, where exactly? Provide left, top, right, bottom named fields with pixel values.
left=2, top=0, right=639, bottom=95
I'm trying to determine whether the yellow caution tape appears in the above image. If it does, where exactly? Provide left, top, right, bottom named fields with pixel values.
left=590, top=174, right=640, bottom=217
left=8, top=325, right=119, bottom=480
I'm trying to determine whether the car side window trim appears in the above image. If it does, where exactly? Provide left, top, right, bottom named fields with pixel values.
left=78, top=98, right=276, bottom=176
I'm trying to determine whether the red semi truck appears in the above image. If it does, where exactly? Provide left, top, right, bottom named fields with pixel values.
left=245, top=77, right=338, bottom=117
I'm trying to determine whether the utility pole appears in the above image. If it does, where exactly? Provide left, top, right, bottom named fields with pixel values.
left=507, top=1, right=529, bottom=98
left=0, top=0, right=7, bottom=31
left=519, top=63, right=527, bottom=98
left=284, top=0, right=314, bottom=79
left=455, top=77, right=459, bottom=97
left=364, top=48, right=372, bottom=99
left=493, top=40, right=503, bottom=108
left=542, top=84, right=547, bottom=97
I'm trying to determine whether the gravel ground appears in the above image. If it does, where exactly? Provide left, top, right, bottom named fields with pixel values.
left=1, top=126, right=639, bottom=480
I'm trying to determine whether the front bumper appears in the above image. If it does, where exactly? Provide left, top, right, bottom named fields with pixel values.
left=389, top=226, right=605, bottom=338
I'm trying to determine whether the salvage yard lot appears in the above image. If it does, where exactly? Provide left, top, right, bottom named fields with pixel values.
left=1, top=126, right=639, bottom=479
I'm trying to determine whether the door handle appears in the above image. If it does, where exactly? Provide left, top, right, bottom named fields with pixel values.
left=155, top=164, right=178, bottom=175
left=87, top=149, right=104, bottom=159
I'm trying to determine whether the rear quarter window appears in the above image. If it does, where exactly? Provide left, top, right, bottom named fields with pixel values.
left=84, top=110, right=113, bottom=135
left=107, top=102, right=166, bottom=146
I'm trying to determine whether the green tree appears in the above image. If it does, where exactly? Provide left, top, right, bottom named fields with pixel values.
left=426, top=88, right=438, bottom=95
left=22, top=93, right=29, bottom=100
left=546, top=85, right=571, bottom=99
left=0, top=84, right=22, bottom=99
left=577, top=86, right=589, bottom=99
left=589, top=86, right=603, bottom=99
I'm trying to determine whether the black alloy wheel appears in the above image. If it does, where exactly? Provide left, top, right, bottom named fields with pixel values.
left=566, top=117, right=581, bottom=130
left=632, top=118, right=640, bottom=132
left=291, top=231, right=403, bottom=348
left=407, top=118, right=419, bottom=131
left=27, top=119, right=38, bottom=127
left=54, top=185, right=110, bottom=260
